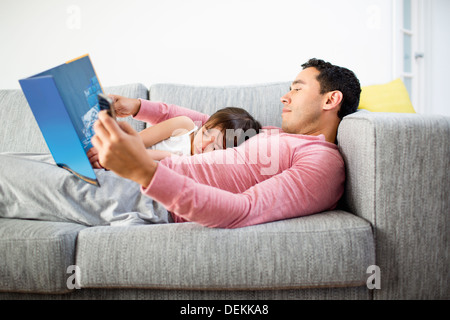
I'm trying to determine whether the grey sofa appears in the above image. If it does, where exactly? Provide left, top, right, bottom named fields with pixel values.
left=0, top=82, right=448, bottom=300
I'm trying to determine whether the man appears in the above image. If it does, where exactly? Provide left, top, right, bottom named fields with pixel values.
left=91, top=58, right=361, bottom=228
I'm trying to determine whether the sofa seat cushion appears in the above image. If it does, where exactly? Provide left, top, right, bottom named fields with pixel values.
left=0, top=218, right=87, bottom=293
left=75, top=210, right=375, bottom=290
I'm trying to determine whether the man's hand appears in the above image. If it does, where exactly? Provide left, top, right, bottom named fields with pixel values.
left=109, top=94, right=141, bottom=118
left=91, top=111, right=157, bottom=188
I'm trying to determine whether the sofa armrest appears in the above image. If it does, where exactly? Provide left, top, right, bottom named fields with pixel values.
left=337, top=111, right=450, bottom=299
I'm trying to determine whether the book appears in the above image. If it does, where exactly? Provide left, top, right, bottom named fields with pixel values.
left=19, top=54, right=108, bottom=186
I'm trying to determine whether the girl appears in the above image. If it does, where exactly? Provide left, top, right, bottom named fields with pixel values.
left=140, top=107, right=262, bottom=161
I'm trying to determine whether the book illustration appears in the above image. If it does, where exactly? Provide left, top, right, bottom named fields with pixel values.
left=81, top=107, right=98, bottom=149
left=81, top=76, right=102, bottom=149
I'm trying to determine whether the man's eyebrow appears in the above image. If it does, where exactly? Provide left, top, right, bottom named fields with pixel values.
left=292, top=79, right=306, bottom=86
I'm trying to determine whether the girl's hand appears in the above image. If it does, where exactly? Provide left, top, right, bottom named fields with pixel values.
left=86, top=146, right=103, bottom=169
left=108, top=94, right=141, bottom=118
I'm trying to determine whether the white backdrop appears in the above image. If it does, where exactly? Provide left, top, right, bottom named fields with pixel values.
left=1, top=0, right=448, bottom=115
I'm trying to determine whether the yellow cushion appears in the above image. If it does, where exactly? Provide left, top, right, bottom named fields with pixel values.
left=358, top=78, right=415, bottom=113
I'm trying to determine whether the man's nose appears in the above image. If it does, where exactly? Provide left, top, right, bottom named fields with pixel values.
left=280, top=93, right=290, bottom=105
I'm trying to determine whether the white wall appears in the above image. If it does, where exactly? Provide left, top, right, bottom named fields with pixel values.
left=0, top=0, right=448, bottom=115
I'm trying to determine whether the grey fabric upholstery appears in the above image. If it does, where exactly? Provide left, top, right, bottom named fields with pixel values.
left=0, top=81, right=448, bottom=300
left=0, top=89, right=49, bottom=153
left=0, top=286, right=371, bottom=300
left=150, top=82, right=290, bottom=128
left=338, top=111, right=450, bottom=299
left=0, top=218, right=86, bottom=293
left=75, top=211, right=374, bottom=290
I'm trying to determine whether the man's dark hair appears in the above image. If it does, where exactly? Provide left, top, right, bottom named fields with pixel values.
left=301, top=58, right=361, bottom=119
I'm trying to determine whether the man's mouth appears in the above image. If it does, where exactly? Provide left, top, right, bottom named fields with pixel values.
left=282, top=108, right=291, bottom=113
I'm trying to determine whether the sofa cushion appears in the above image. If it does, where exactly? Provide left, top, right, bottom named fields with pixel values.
left=358, top=78, right=415, bottom=113
left=0, top=84, right=148, bottom=154
left=0, top=218, right=86, bottom=293
left=75, top=210, right=375, bottom=290
left=149, top=82, right=290, bottom=128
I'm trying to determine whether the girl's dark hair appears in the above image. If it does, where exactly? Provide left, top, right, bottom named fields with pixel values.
left=204, top=107, right=262, bottom=148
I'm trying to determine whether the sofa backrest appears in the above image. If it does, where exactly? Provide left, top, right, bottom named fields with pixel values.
left=0, top=89, right=49, bottom=153
left=0, top=82, right=290, bottom=153
left=0, top=84, right=148, bottom=153
left=149, top=82, right=290, bottom=128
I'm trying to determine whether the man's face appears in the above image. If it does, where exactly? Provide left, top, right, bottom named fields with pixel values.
left=280, top=67, right=327, bottom=135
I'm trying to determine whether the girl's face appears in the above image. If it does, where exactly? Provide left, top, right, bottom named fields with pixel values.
left=192, top=125, right=224, bottom=155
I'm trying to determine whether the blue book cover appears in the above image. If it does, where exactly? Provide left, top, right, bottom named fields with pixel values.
left=19, top=54, right=105, bottom=186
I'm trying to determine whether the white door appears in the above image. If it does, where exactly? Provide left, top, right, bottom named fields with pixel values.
left=393, top=0, right=426, bottom=113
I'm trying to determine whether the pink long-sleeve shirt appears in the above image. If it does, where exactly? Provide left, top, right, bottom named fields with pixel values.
left=134, top=99, right=345, bottom=229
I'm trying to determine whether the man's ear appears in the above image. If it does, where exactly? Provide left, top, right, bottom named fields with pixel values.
left=323, top=91, right=343, bottom=111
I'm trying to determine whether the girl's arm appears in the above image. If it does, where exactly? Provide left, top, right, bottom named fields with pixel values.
left=109, top=95, right=209, bottom=126
left=139, top=116, right=196, bottom=148
left=134, top=99, right=210, bottom=126
left=146, top=149, right=176, bottom=161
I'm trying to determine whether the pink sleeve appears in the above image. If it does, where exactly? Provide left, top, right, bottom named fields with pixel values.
left=141, top=151, right=345, bottom=229
left=133, top=99, right=210, bottom=126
